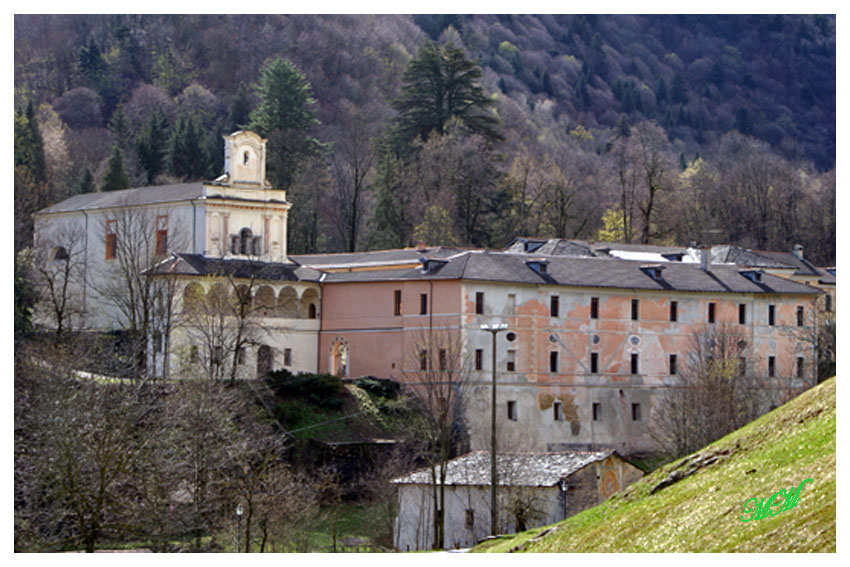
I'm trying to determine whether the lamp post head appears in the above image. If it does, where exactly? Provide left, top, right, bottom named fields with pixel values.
left=481, top=322, right=509, bottom=332
left=236, top=504, right=244, bottom=516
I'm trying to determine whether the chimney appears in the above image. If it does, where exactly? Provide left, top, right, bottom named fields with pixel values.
left=416, top=241, right=427, bottom=252
left=793, top=244, right=804, bottom=260
left=700, top=246, right=711, bottom=272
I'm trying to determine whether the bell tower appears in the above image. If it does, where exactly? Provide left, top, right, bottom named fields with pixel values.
left=205, top=130, right=290, bottom=262
left=222, top=130, right=268, bottom=187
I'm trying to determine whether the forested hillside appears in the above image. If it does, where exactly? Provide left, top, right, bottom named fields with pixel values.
left=14, top=14, right=835, bottom=264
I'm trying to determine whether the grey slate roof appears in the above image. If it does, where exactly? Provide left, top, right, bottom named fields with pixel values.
left=37, top=183, right=206, bottom=214
left=392, top=450, right=614, bottom=487
left=321, top=250, right=821, bottom=296
left=292, top=246, right=470, bottom=269
left=149, top=253, right=321, bottom=282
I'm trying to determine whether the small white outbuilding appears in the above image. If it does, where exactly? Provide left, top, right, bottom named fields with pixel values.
left=392, top=450, right=643, bottom=551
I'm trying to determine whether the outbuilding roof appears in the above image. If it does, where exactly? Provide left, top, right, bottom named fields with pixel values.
left=148, top=253, right=322, bottom=282
left=392, top=450, right=616, bottom=487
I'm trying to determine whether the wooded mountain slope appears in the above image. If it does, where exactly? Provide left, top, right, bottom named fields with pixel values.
left=14, top=15, right=836, bottom=263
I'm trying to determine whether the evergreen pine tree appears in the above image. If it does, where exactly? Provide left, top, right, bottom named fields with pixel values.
left=101, top=146, right=130, bottom=191
left=78, top=168, right=95, bottom=194
left=135, top=107, right=169, bottom=184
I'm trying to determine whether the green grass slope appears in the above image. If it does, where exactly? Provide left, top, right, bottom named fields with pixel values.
left=475, top=377, right=836, bottom=553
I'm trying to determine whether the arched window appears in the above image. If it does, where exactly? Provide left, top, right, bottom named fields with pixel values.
left=243, top=150, right=250, bottom=165
left=254, top=286, right=276, bottom=317
left=182, top=282, right=205, bottom=314
left=52, top=246, right=69, bottom=261
left=278, top=287, right=299, bottom=318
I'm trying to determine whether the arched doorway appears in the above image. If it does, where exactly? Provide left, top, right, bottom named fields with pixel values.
left=330, top=338, right=348, bottom=378
left=257, top=345, right=273, bottom=377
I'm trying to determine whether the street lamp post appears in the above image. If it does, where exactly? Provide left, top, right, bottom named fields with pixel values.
left=236, top=503, right=244, bottom=552
left=481, top=322, right=508, bottom=536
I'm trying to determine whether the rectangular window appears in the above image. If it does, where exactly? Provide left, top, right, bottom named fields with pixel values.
left=631, top=353, right=639, bottom=374
left=507, top=401, right=518, bottom=421
left=420, top=349, right=428, bottom=371
left=590, top=352, right=599, bottom=374
left=153, top=331, right=163, bottom=354
left=438, top=349, right=447, bottom=371
left=236, top=347, right=246, bottom=365
left=105, top=219, right=118, bottom=260
left=669, top=300, right=678, bottom=322
left=554, top=401, right=564, bottom=421
left=465, top=509, right=475, bottom=529
left=394, top=290, right=402, bottom=316
left=825, top=294, right=833, bottom=313
left=796, top=356, right=805, bottom=379
left=211, top=346, right=223, bottom=367
left=739, top=304, right=747, bottom=325
left=592, top=402, right=602, bottom=422
left=475, top=349, right=483, bottom=371
left=797, top=306, right=804, bottom=327
left=768, top=356, right=776, bottom=377
left=738, top=356, right=747, bottom=377
left=550, top=295, right=560, bottom=317
left=475, top=292, right=485, bottom=315
left=768, top=305, right=776, bottom=326
left=507, top=293, right=516, bottom=315
left=669, top=354, right=678, bottom=376
left=550, top=351, right=559, bottom=373
left=631, top=299, right=639, bottom=321
left=631, top=403, right=641, bottom=421
left=506, top=349, right=516, bottom=372
left=155, top=215, right=168, bottom=256
left=284, top=348, right=292, bottom=367
left=708, top=302, right=716, bottom=324
left=420, top=293, right=428, bottom=315
left=590, top=297, right=599, bottom=319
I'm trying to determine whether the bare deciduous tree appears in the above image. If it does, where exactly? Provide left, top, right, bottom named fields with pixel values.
left=402, top=329, right=470, bottom=549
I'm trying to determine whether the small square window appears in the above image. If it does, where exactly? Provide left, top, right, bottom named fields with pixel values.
left=506, top=350, right=516, bottom=372
left=507, top=401, right=518, bottom=421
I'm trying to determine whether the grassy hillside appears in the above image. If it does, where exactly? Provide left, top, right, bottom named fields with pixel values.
left=475, top=377, right=836, bottom=552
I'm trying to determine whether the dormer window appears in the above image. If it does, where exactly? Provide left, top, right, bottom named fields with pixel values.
left=526, top=259, right=548, bottom=274
left=740, top=269, right=764, bottom=283
left=640, top=264, right=665, bottom=281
